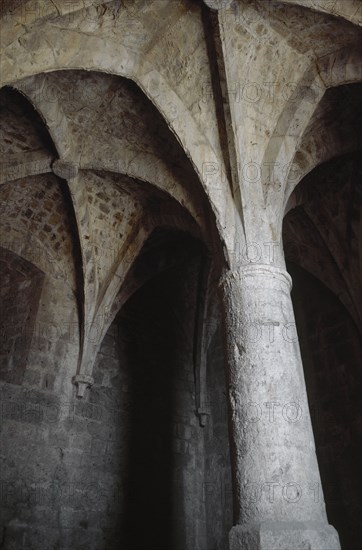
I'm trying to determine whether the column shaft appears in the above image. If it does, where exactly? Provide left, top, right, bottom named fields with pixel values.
left=219, top=264, right=340, bottom=549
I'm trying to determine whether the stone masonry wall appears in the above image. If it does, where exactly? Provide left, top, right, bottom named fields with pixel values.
left=0, top=247, right=44, bottom=385
left=0, top=174, right=80, bottom=393
left=288, top=263, right=362, bottom=550
left=204, top=314, right=233, bottom=550
left=0, top=236, right=222, bottom=550
left=117, top=255, right=206, bottom=550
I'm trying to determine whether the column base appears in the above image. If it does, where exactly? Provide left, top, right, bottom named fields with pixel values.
left=229, top=521, right=340, bottom=550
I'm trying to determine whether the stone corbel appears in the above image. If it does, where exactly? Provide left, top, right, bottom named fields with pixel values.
left=71, top=312, right=110, bottom=399
left=72, top=374, right=94, bottom=398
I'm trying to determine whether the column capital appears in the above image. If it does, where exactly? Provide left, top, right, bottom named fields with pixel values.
left=220, top=263, right=292, bottom=291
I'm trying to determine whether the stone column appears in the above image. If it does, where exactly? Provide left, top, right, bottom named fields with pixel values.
left=219, top=263, right=340, bottom=550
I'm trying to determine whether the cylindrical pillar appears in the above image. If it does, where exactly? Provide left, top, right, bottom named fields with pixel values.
left=219, top=264, right=340, bottom=549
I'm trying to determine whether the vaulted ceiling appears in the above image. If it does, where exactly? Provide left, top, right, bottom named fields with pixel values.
left=1, top=0, right=361, bottom=391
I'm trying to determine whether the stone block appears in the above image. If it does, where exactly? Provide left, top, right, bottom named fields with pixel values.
left=229, top=521, right=341, bottom=550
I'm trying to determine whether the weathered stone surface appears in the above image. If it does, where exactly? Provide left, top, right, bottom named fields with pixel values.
left=230, top=521, right=341, bottom=549
left=203, top=0, right=233, bottom=11
left=0, top=248, right=44, bottom=384
left=52, top=159, right=78, bottom=180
